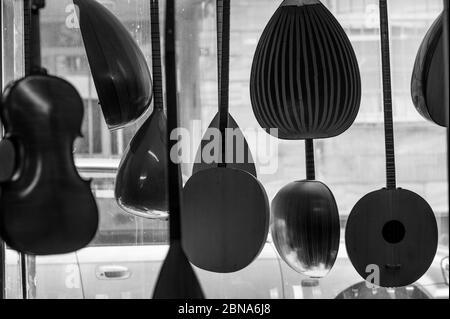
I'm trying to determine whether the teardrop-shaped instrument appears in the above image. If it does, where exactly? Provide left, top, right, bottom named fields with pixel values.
left=271, top=139, right=340, bottom=278
left=411, top=12, right=448, bottom=127
left=250, top=0, right=361, bottom=140
left=250, top=0, right=359, bottom=278
left=74, top=0, right=152, bottom=130
left=114, top=0, right=168, bottom=219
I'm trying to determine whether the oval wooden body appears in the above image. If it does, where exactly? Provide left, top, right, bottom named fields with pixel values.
left=250, top=1, right=361, bottom=139
left=182, top=168, right=270, bottom=273
left=271, top=180, right=340, bottom=278
left=115, top=108, right=168, bottom=219
left=345, top=188, right=438, bottom=287
left=0, top=75, right=99, bottom=255
left=411, top=13, right=447, bottom=127
left=74, top=0, right=152, bottom=130
left=192, top=113, right=257, bottom=177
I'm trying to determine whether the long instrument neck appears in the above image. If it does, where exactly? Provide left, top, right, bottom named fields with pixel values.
left=217, top=0, right=230, bottom=167
left=305, top=139, right=315, bottom=180
left=379, top=0, right=396, bottom=190
left=150, top=0, right=164, bottom=110
left=25, top=0, right=45, bottom=75
left=165, top=0, right=182, bottom=242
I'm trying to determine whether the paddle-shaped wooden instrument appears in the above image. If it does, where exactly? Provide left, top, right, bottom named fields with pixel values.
left=115, top=0, right=168, bottom=219
left=74, top=0, right=152, bottom=130
left=182, top=0, right=270, bottom=273
left=152, top=0, right=204, bottom=299
left=192, top=0, right=256, bottom=177
left=271, top=139, right=340, bottom=278
left=411, top=12, right=448, bottom=127
left=345, top=0, right=438, bottom=288
left=0, top=0, right=98, bottom=255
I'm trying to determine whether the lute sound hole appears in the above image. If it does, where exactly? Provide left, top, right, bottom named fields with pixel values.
left=382, top=220, right=406, bottom=244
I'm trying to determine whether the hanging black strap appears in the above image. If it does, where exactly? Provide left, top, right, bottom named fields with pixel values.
left=217, top=0, right=230, bottom=167
left=379, top=0, right=396, bottom=190
left=150, top=0, right=164, bottom=111
left=165, top=0, right=182, bottom=242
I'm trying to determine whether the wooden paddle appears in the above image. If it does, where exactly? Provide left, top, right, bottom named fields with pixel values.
left=152, top=0, right=204, bottom=299
left=182, top=0, right=270, bottom=273
left=345, top=0, right=438, bottom=288
left=191, top=0, right=256, bottom=177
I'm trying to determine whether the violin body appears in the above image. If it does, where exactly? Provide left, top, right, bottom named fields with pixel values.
left=345, top=188, right=438, bottom=287
left=0, top=74, right=99, bottom=255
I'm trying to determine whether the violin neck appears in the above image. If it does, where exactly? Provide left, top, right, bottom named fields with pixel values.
left=150, top=0, right=164, bottom=110
left=25, top=0, right=45, bottom=76
left=379, top=0, right=396, bottom=190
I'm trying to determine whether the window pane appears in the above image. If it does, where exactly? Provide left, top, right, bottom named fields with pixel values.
left=1, top=0, right=448, bottom=299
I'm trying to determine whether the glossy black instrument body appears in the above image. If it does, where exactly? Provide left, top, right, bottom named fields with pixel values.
left=115, top=108, right=168, bottom=218
left=271, top=139, right=340, bottom=278
left=0, top=75, right=98, bottom=255
left=411, top=13, right=447, bottom=127
left=346, top=188, right=437, bottom=287
left=271, top=180, right=340, bottom=278
left=114, top=0, right=168, bottom=219
left=74, top=0, right=152, bottom=130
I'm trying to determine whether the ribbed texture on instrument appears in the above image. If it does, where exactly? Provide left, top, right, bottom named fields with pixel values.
left=250, top=3, right=361, bottom=140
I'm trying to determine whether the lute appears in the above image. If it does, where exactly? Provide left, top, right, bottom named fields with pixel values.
left=345, top=0, right=438, bottom=288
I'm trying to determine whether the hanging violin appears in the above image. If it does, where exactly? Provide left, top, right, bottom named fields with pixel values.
left=74, top=0, right=153, bottom=130
left=346, top=0, right=438, bottom=288
left=0, top=0, right=98, bottom=255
